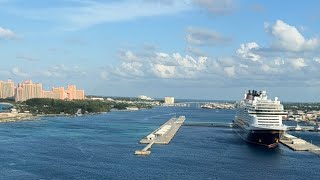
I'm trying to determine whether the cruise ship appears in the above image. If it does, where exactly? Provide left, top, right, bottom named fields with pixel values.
left=233, top=90, right=287, bottom=148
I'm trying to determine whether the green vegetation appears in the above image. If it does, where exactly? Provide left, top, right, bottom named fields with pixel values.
left=24, top=98, right=111, bottom=115
left=1, top=96, right=156, bottom=116
left=112, top=103, right=129, bottom=110
left=283, top=102, right=320, bottom=112
left=112, top=102, right=152, bottom=110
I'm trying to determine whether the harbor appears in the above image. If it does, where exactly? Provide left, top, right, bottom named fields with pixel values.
left=280, top=133, right=320, bottom=155
left=183, top=121, right=233, bottom=128
left=135, top=116, right=186, bottom=156
left=286, top=125, right=320, bottom=131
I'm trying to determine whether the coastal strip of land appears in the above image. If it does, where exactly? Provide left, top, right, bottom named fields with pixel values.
left=135, top=116, right=186, bottom=156
left=280, top=133, right=320, bottom=155
left=0, top=112, right=36, bottom=122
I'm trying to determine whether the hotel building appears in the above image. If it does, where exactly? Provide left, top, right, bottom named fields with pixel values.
left=164, top=97, right=175, bottom=104
left=0, top=79, right=86, bottom=102
left=0, top=79, right=15, bottom=99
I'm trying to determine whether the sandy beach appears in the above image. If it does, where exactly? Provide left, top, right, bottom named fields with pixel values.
left=0, top=112, right=36, bottom=122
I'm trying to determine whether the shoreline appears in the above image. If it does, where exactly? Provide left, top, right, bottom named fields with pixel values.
left=0, top=112, right=37, bottom=123
left=0, top=111, right=110, bottom=123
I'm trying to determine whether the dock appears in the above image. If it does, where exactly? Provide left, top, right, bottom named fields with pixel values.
left=280, top=133, right=320, bottom=155
left=183, top=122, right=233, bottom=128
left=135, top=116, right=186, bottom=156
left=286, top=125, right=320, bottom=131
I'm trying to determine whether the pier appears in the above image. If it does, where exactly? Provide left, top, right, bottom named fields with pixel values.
left=280, top=133, right=320, bottom=155
left=135, top=116, right=186, bottom=156
left=183, top=122, right=233, bottom=128
left=286, top=125, right=319, bottom=131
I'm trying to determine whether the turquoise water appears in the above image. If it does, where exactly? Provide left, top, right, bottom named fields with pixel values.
left=0, top=107, right=319, bottom=179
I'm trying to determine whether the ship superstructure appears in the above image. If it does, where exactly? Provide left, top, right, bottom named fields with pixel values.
left=233, top=90, right=287, bottom=148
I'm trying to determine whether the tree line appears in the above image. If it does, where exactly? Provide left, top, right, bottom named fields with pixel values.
left=24, top=98, right=111, bottom=115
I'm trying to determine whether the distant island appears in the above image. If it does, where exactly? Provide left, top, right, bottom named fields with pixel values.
left=2, top=97, right=158, bottom=114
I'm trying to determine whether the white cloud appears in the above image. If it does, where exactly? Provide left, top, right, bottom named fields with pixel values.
left=10, top=1, right=191, bottom=30
left=193, top=0, right=236, bottom=15
left=109, top=49, right=218, bottom=80
left=16, top=54, right=37, bottom=62
left=186, top=46, right=207, bottom=57
left=265, top=20, right=319, bottom=51
left=290, top=58, right=307, bottom=69
left=0, top=27, right=17, bottom=39
left=118, top=62, right=144, bottom=77
left=152, top=64, right=176, bottom=78
left=44, top=64, right=86, bottom=78
left=156, top=52, right=169, bottom=59
left=314, top=57, right=320, bottom=63
left=119, top=50, right=139, bottom=62
left=259, top=63, right=280, bottom=74
left=237, top=42, right=261, bottom=61
left=186, top=27, right=231, bottom=46
left=11, top=67, right=29, bottom=77
left=274, top=58, right=285, bottom=66
left=224, top=66, right=235, bottom=77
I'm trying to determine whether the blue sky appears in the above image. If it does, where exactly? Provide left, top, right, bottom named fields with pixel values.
left=1, top=0, right=320, bottom=101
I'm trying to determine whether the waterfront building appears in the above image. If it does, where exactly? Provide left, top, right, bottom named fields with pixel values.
left=23, top=80, right=35, bottom=100
left=52, top=87, right=65, bottom=100
left=138, top=95, right=153, bottom=100
left=0, top=79, right=85, bottom=102
left=42, top=90, right=55, bottom=99
left=67, top=85, right=77, bottom=100
left=89, top=97, right=104, bottom=101
left=15, top=84, right=25, bottom=102
left=34, top=83, right=43, bottom=98
left=0, top=79, right=15, bottom=99
left=164, top=97, right=175, bottom=104
left=76, top=90, right=85, bottom=100
left=15, top=80, right=43, bottom=102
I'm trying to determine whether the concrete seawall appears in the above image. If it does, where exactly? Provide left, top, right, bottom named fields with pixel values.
left=135, top=116, right=186, bottom=156
left=280, top=133, right=320, bottom=155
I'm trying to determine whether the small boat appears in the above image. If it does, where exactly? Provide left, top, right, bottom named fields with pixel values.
left=294, top=122, right=302, bottom=131
left=75, top=109, right=83, bottom=116
left=200, top=104, right=214, bottom=109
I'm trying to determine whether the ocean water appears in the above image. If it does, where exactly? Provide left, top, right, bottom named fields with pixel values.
left=0, top=106, right=319, bottom=179
left=0, top=103, right=12, bottom=112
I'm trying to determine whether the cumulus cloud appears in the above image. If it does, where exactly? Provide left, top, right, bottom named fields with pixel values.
left=224, top=66, right=235, bottom=77
left=186, top=27, right=231, bottom=46
left=234, top=19, right=319, bottom=85
left=186, top=46, right=207, bottom=57
left=118, top=50, right=139, bottom=62
left=236, top=42, right=261, bottom=61
left=290, top=58, right=307, bottom=69
left=152, top=64, right=176, bottom=78
left=11, top=67, right=29, bottom=77
left=44, top=64, right=86, bottom=78
left=116, top=62, right=144, bottom=77
left=106, top=49, right=223, bottom=80
left=193, top=0, right=236, bottom=15
left=0, top=27, right=17, bottom=39
left=265, top=20, right=319, bottom=52
left=274, top=58, right=285, bottom=66
left=314, top=57, right=320, bottom=63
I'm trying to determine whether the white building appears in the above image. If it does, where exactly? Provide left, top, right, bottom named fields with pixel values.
left=138, top=95, right=153, bottom=100
left=164, top=97, right=174, bottom=104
